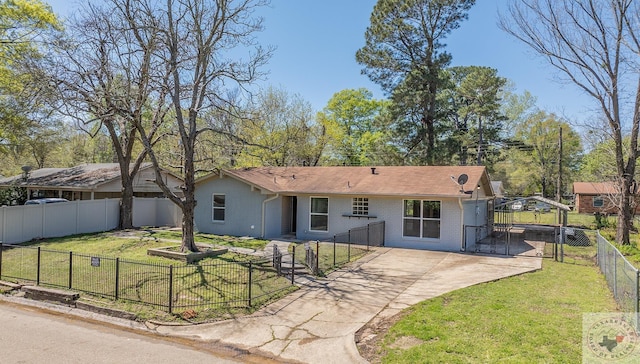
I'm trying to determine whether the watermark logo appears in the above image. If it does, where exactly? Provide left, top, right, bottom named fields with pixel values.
left=583, top=313, right=639, bottom=363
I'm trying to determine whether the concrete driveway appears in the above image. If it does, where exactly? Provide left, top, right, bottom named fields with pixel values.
left=155, top=247, right=542, bottom=363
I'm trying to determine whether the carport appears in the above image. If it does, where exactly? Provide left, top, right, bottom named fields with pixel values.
left=474, top=196, right=571, bottom=256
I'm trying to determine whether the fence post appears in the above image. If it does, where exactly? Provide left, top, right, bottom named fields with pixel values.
left=0, top=242, right=3, bottom=279
left=367, top=223, right=371, bottom=250
left=560, top=228, right=565, bottom=263
left=68, top=251, right=73, bottom=289
left=554, top=227, right=558, bottom=261
left=614, top=253, right=618, bottom=299
left=168, top=265, right=174, bottom=314
left=272, top=245, right=276, bottom=267
left=348, top=241, right=351, bottom=262
left=115, top=258, right=120, bottom=301
left=291, top=246, right=295, bottom=285
left=248, top=261, right=253, bottom=307
left=37, top=247, right=41, bottom=285
left=315, top=240, right=319, bottom=273
left=333, top=236, right=336, bottom=267
left=636, top=270, right=639, bottom=332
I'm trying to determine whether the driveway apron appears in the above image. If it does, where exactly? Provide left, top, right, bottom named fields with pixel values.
left=155, top=247, right=542, bottom=364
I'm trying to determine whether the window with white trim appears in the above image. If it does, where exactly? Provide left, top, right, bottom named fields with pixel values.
left=310, top=197, right=328, bottom=231
left=593, top=196, right=604, bottom=208
left=352, top=197, right=369, bottom=216
left=212, top=194, right=225, bottom=222
left=403, top=200, right=440, bottom=239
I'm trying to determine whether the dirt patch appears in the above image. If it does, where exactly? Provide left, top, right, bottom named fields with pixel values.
left=388, top=335, right=425, bottom=349
left=355, top=310, right=410, bottom=364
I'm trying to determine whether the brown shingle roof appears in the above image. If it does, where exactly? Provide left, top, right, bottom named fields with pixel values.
left=573, top=182, right=618, bottom=195
left=214, top=166, right=491, bottom=197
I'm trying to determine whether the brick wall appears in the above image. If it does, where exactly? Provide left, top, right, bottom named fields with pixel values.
left=575, top=193, right=640, bottom=214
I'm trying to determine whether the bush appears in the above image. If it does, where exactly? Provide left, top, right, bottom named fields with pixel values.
left=0, top=185, right=27, bottom=206
left=594, top=212, right=615, bottom=229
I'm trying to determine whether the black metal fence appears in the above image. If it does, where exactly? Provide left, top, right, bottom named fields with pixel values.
left=333, top=221, right=385, bottom=247
left=0, top=243, right=293, bottom=313
left=292, top=240, right=369, bottom=277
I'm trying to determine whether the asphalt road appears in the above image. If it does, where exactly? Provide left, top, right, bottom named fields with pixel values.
left=0, top=301, right=241, bottom=364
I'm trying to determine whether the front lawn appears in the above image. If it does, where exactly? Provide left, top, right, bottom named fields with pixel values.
left=1, top=229, right=294, bottom=322
left=370, top=260, right=617, bottom=363
left=14, top=229, right=269, bottom=263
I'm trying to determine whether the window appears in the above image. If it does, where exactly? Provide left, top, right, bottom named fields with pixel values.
left=593, top=196, right=604, bottom=208
left=403, top=200, right=440, bottom=239
left=352, top=197, right=369, bottom=216
left=212, top=194, right=225, bottom=222
left=310, top=197, right=328, bottom=231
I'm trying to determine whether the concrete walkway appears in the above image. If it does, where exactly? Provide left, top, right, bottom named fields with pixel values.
left=155, top=248, right=542, bottom=364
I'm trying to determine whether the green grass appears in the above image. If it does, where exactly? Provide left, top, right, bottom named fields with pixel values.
left=12, top=229, right=269, bottom=263
left=377, top=260, right=618, bottom=363
left=145, top=230, right=269, bottom=251
left=512, top=210, right=611, bottom=229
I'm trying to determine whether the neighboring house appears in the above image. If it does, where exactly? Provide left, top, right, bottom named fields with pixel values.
left=572, top=181, right=636, bottom=214
left=194, top=166, right=494, bottom=252
left=0, top=163, right=183, bottom=201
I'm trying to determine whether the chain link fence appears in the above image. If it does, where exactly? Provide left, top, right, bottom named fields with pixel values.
left=556, top=228, right=598, bottom=265
left=553, top=228, right=639, bottom=331
left=596, top=233, right=640, bottom=332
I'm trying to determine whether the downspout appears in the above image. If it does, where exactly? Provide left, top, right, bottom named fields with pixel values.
left=261, top=193, right=280, bottom=238
left=459, top=197, right=465, bottom=251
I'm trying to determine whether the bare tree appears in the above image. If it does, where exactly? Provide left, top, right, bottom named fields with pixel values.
left=500, top=0, right=640, bottom=245
left=113, top=0, right=272, bottom=252
left=47, top=2, right=171, bottom=229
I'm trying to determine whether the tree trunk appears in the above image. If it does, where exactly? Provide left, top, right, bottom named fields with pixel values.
left=617, top=178, right=633, bottom=245
left=120, top=182, right=134, bottom=229
left=180, top=132, right=199, bottom=253
left=181, top=203, right=198, bottom=252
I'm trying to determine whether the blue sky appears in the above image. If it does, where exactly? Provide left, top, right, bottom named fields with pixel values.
left=45, top=0, right=593, bottom=121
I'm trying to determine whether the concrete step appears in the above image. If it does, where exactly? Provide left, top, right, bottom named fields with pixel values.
left=279, top=262, right=308, bottom=274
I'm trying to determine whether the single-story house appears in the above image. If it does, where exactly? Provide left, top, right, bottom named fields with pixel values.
left=194, top=166, right=494, bottom=251
left=572, top=181, right=640, bottom=214
left=0, top=163, right=183, bottom=201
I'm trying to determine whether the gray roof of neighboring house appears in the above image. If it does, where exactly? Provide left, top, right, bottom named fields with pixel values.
left=0, top=163, right=176, bottom=190
left=199, top=166, right=494, bottom=198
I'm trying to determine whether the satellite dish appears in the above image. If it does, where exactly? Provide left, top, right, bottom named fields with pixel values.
left=457, top=174, right=468, bottom=186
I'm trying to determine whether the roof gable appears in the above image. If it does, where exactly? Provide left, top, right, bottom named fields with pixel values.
left=205, top=166, right=492, bottom=198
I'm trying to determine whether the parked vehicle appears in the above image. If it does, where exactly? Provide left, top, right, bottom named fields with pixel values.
left=24, top=198, right=69, bottom=205
left=534, top=202, right=551, bottom=213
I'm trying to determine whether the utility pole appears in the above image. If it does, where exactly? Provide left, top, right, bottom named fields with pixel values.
left=477, top=116, right=483, bottom=166
left=557, top=127, right=563, bottom=224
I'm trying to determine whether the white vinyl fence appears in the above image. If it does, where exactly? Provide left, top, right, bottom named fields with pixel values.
left=0, top=198, right=182, bottom=244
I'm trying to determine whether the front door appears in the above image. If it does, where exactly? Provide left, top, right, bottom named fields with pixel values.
left=282, top=196, right=298, bottom=234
